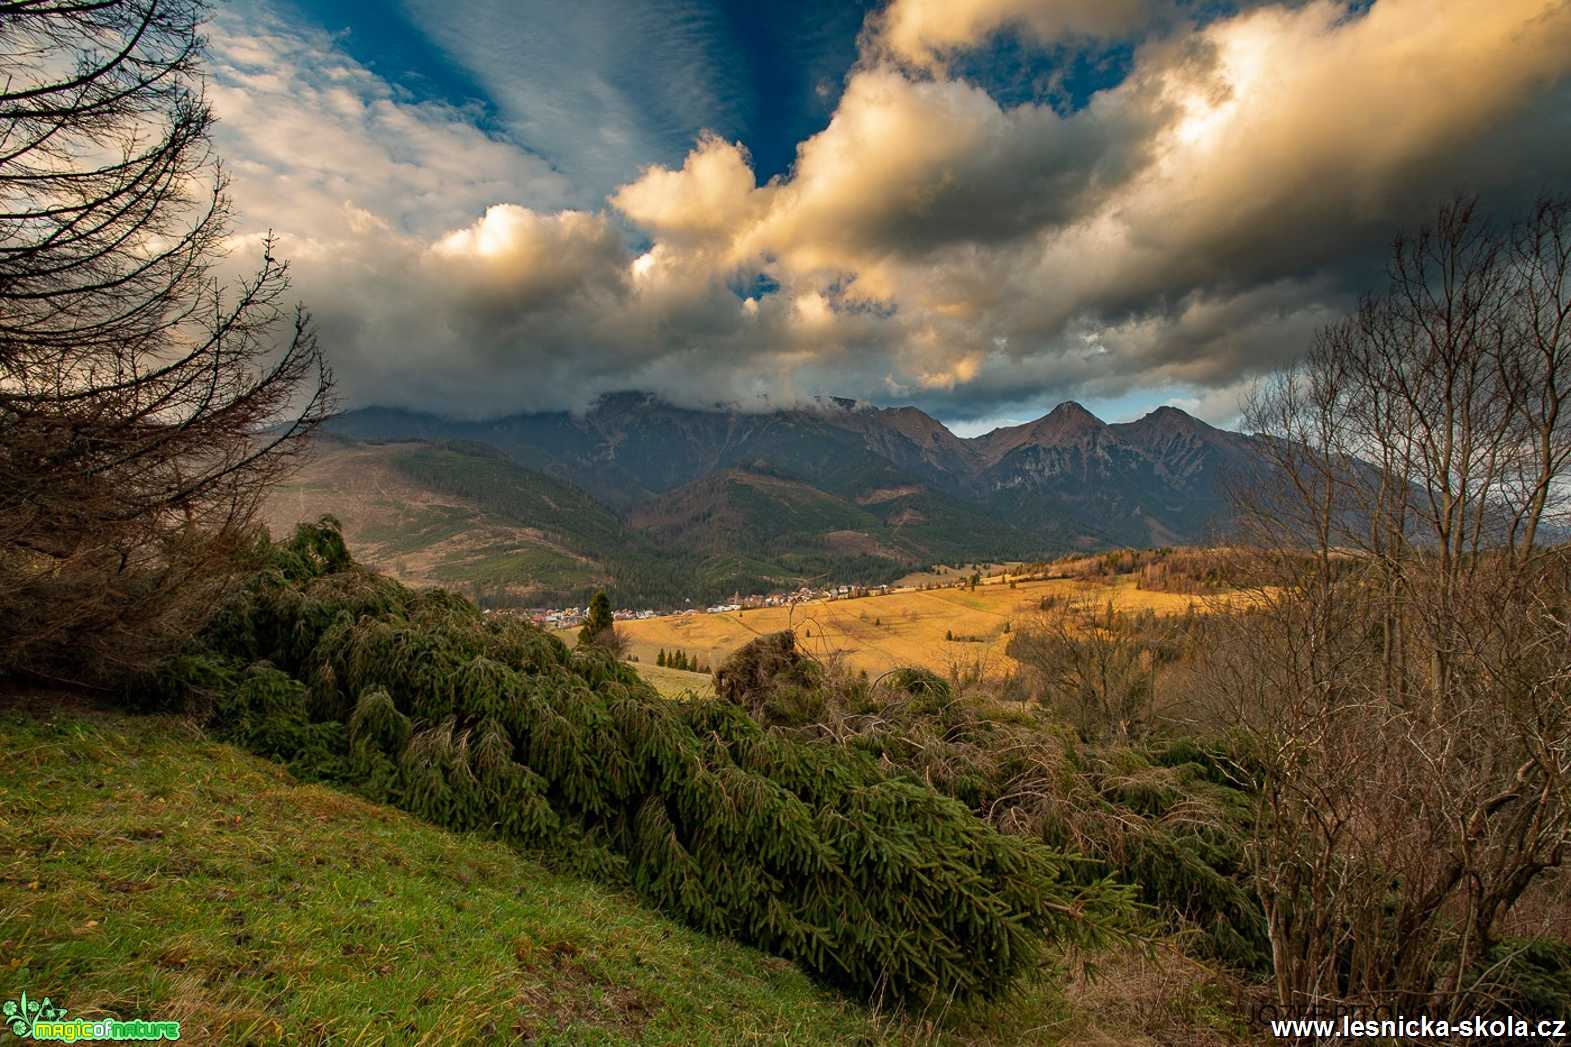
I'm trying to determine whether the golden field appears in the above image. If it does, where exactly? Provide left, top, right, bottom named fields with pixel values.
left=609, top=572, right=1221, bottom=679
left=632, top=660, right=717, bottom=698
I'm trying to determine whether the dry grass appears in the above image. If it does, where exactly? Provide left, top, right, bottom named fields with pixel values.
left=615, top=575, right=1224, bottom=677
left=1049, top=944, right=1247, bottom=1046
left=631, top=662, right=716, bottom=698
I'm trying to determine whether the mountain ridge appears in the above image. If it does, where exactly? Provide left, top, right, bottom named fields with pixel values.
left=297, top=393, right=1258, bottom=602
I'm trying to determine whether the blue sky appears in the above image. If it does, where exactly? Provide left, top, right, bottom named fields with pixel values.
left=205, top=0, right=1571, bottom=427
left=276, top=0, right=878, bottom=197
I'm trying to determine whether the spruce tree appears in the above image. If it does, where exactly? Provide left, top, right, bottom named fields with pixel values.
left=578, top=591, right=614, bottom=646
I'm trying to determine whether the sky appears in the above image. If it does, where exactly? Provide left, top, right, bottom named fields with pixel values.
left=206, top=0, right=1571, bottom=430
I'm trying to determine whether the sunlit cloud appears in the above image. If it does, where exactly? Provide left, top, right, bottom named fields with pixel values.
left=210, top=0, right=1571, bottom=423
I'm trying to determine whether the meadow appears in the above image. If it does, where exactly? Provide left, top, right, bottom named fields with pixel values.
left=613, top=571, right=1215, bottom=679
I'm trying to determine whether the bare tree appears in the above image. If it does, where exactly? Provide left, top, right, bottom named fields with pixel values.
left=0, top=0, right=333, bottom=684
left=1225, top=196, right=1571, bottom=1018
left=1008, top=598, right=1166, bottom=743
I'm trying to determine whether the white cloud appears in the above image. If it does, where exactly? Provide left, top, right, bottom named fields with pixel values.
left=870, top=0, right=1164, bottom=71
left=207, top=0, right=1571, bottom=422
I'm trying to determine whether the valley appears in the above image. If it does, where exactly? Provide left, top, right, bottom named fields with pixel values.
left=568, top=567, right=1222, bottom=683
left=268, top=394, right=1258, bottom=610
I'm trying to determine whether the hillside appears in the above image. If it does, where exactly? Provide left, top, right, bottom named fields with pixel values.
left=268, top=433, right=1055, bottom=607
left=262, top=437, right=701, bottom=607
left=0, top=703, right=897, bottom=1044
left=259, top=436, right=611, bottom=603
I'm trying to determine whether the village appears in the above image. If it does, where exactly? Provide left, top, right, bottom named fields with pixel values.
left=489, top=581, right=900, bottom=631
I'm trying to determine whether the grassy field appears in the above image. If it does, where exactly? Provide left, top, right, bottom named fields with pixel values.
left=0, top=704, right=920, bottom=1044
left=888, top=562, right=1021, bottom=588
left=2, top=701, right=1247, bottom=1046
left=615, top=574, right=1215, bottom=678
left=629, top=662, right=716, bottom=699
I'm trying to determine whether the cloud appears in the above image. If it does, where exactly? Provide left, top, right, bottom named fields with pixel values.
left=869, top=0, right=1165, bottom=71
left=208, top=0, right=1571, bottom=424
left=397, top=0, right=750, bottom=202
left=207, top=6, right=571, bottom=240
left=611, top=134, right=776, bottom=250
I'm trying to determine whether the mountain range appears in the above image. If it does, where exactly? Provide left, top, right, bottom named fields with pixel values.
left=263, top=393, right=1259, bottom=606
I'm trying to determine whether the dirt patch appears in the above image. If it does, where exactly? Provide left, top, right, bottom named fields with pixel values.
left=855, top=484, right=924, bottom=505
left=823, top=530, right=906, bottom=560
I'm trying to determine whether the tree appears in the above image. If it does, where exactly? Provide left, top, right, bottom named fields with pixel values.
left=656, top=648, right=667, bottom=668
left=1008, top=599, right=1157, bottom=743
left=0, top=0, right=333, bottom=684
left=1221, top=195, right=1571, bottom=1018
left=577, top=591, right=616, bottom=648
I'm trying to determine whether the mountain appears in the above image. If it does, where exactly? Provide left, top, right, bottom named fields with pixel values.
left=290, top=394, right=1259, bottom=605
left=974, top=402, right=1258, bottom=546
left=259, top=435, right=691, bottom=605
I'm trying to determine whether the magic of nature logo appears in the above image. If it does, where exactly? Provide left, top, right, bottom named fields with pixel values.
left=3, top=992, right=180, bottom=1041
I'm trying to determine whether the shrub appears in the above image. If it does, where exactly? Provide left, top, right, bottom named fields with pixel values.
left=728, top=645, right=1268, bottom=972
left=156, top=521, right=1129, bottom=1006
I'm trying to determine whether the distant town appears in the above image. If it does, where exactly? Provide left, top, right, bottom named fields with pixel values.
left=478, top=563, right=1040, bottom=630
left=489, top=581, right=901, bottom=630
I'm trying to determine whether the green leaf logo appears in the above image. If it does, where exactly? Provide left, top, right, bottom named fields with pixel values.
left=2, top=991, right=67, bottom=1038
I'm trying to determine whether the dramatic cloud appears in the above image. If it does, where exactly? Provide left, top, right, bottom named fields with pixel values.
left=210, top=0, right=1571, bottom=424
left=869, top=0, right=1164, bottom=70
left=396, top=0, right=752, bottom=203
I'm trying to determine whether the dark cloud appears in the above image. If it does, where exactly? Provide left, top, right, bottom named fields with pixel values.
left=212, top=0, right=1571, bottom=425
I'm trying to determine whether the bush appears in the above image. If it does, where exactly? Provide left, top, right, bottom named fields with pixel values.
left=155, top=521, right=1129, bottom=1006
left=727, top=644, right=1268, bottom=972
left=1481, top=938, right=1571, bottom=1017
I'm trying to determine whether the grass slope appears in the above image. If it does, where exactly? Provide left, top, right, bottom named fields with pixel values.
left=616, top=574, right=1218, bottom=678
left=0, top=704, right=900, bottom=1045
left=631, top=663, right=716, bottom=699
left=261, top=438, right=608, bottom=605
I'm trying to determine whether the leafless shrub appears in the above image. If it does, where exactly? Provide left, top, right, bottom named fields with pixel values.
left=1008, top=598, right=1205, bottom=744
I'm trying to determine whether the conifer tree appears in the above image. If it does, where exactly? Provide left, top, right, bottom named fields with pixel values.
left=0, top=0, right=332, bottom=683
left=578, top=591, right=614, bottom=647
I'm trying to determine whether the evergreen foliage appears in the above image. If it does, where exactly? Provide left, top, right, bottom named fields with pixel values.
left=1481, top=938, right=1571, bottom=1016
left=720, top=646, right=1268, bottom=972
left=578, top=590, right=614, bottom=646
left=152, top=519, right=1129, bottom=1006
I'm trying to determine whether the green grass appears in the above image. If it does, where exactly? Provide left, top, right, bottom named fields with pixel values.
left=0, top=706, right=907, bottom=1044
left=0, top=703, right=1115, bottom=1046
left=429, top=546, right=592, bottom=590
left=354, top=504, right=479, bottom=558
